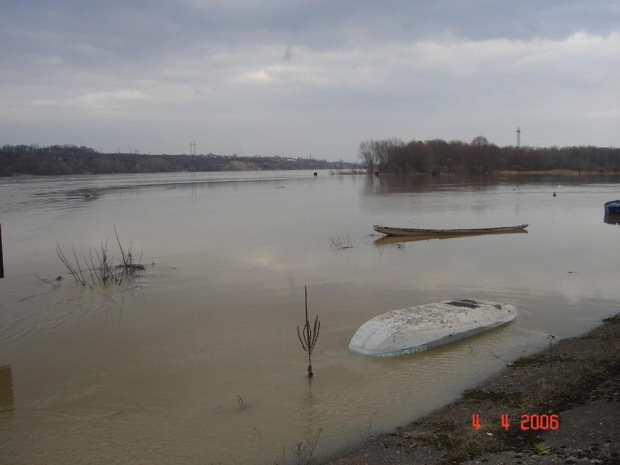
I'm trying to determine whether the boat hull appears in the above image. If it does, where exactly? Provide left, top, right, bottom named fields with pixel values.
left=349, top=299, right=517, bottom=356
left=374, top=224, right=528, bottom=237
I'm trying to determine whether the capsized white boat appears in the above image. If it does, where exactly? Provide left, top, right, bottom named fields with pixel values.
left=349, top=299, right=517, bottom=356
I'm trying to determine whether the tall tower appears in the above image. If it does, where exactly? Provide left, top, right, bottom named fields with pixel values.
left=516, top=127, right=521, bottom=148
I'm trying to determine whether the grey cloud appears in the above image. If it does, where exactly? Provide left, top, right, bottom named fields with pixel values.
left=282, top=45, right=293, bottom=62
left=5, top=1, right=619, bottom=56
left=0, top=1, right=618, bottom=159
left=3, top=1, right=617, bottom=78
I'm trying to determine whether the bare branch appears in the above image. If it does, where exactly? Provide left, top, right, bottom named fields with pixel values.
left=296, top=285, right=321, bottom=378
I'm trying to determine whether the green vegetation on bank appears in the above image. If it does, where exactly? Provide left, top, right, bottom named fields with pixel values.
left=0, top=145, right=358, bottom=176
left=359, top=137, right=620, bottom=174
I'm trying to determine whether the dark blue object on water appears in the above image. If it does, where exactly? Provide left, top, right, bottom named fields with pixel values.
left=604, top=200, right=620, bottom=215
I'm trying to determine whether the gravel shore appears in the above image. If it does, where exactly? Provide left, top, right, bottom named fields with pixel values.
left=323, top=314, right=620, bottom=465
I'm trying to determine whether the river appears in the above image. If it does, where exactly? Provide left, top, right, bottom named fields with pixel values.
left=0, top=171, right=619, bottom=464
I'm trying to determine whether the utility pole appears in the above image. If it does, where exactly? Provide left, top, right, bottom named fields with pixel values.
left=516, top=127, right=521, bottom=148
left=189, top=141, right=196, bottom=156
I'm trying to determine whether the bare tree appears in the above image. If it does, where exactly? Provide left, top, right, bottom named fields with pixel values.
left=374, top=138, right=404, bottom=171
left=358, top=140, right=376, bottom=172
left=471, top=136, right=490, bottom=147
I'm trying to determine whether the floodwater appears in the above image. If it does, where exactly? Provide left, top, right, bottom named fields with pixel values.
left=0, top=171, right=619, bottom=464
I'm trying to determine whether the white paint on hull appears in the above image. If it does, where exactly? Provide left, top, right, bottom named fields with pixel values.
left=349, top=299, right=517, bottom=356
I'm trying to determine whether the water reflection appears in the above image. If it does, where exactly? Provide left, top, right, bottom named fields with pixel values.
left=373, top=229, right=528, bottom=246
left=364, top=174, right=510, bottom=195
left=0, top=365, right=14, bottom=418
left=363, top=172, right=620, bottom=196
left=300, top=380, right=318, bottom=424
left=604, top=215, right=620, bottom=225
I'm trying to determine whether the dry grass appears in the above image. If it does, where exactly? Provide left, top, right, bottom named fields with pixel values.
left=275, top=428, right=323, bottom=465
left=329, top=230, right=352, bottom=250
left=329, top=169, right=367, bottom=175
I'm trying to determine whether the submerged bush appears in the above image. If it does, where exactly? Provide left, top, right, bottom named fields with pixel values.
left=56, top=226, right=146, bottom=287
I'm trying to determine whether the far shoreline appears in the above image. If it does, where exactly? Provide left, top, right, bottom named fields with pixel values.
left=4, top=168, right=620, bottom=179
left=334, top=168, right=620, bottom=177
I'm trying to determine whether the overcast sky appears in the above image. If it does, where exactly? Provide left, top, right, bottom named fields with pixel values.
left=1, top=0, right=618, bottom=161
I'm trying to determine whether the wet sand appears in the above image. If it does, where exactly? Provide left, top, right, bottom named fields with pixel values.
left=323, top=314, right=620, bottom=464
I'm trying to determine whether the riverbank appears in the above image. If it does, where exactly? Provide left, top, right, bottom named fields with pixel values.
left=323, top=314, right=620, bottom=464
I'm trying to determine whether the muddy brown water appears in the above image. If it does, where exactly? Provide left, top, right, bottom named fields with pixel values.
left=0, top=171, right=619, bottom=464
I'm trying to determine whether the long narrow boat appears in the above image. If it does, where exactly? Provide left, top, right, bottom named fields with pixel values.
left=374, top=224, right=528, bottom=237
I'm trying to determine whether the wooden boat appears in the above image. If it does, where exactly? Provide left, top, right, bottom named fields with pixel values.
left=374, top=224, right=528, bottom=237
left=349, top=299, right=517, bottom=357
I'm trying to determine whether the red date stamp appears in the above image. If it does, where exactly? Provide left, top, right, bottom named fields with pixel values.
left=472, top=413, right=559, bottom=431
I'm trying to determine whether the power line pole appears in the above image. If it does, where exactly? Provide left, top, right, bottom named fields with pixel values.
left=189, top=141, right=196, bottom=156
left=516, top=127, right=521, bottom=148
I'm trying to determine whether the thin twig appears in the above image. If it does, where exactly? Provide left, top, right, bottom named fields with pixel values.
left=56, top=242, right=78, bottom=282
left=34, top=274, right=60, bottom=289
left=114, top=225, right=127, bottom=267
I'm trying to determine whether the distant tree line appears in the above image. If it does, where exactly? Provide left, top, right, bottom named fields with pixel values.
left=0, top=145, right=358, bottom=177
left=359, top=137, right=620, bottom=174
